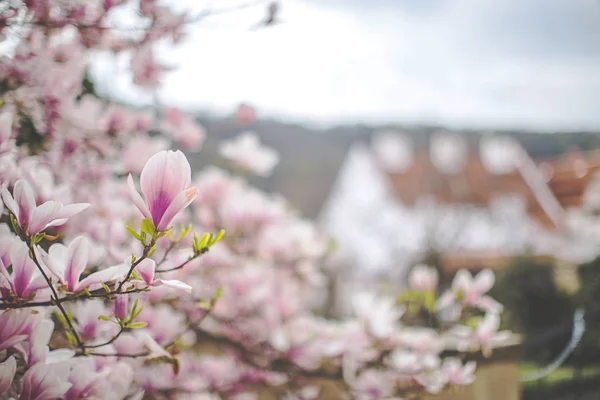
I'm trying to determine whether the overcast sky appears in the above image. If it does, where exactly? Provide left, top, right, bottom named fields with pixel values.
left=92, top=0, right=600, bottom=131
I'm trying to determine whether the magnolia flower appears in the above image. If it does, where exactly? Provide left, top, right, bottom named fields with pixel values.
left=134, top=258, right=192, bottom=294
left=114, top=293, right=129, bottom=320
left=1, top=179, right=89, bottom=235
left=442, top=358, right=476, bottom=386
left=352, top=293, right=404, bottom=339
left=350, top=369, right=394, bottom=400
left=19, top=362, right=72, bottom=400
left=128, top=150, right=198, bottom=232
left=218, top=132, right=279, bottom=177
left=0, top=310, right=34, bottom=351
left=41, top=236, right=128, bottom=293
left=449, top=313, right=513, bottom=356
left=409, top=265, right=439, bottom=291
left=0, top=239, right=47, bottom=301
left=437, top=269, right=502, bottom=313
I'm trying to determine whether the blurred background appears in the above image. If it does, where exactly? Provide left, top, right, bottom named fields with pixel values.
left=90, top=0, right=600, bottom=398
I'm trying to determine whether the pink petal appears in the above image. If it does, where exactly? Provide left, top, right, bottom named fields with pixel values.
left=28, top=319, right=54, bottom=365
left=135, top=330, right=172, bottom=358
left=127, top=174, right=152, bottom=220
left=13, top=180, right=36, bottom=228
left=156, top=279, right=193, bottom=294
left=28, top=201, right=61, bottom=234
left=156, top=187, right=198, bottom=231
left=476, top=296, right=503, bottom=313
left=436, top=290, right=455, bottom=310
left=1, top=184, right=19, bottom=219
left=64, top=237, right=89, bottom=292
left=474, top=270, right=495, bottom=293
left=77, top=264, right=130, bottom=291
left=20, top=363, right=72, bottom=400
left=0, top=355, right=16, bottom=394
left=135, top=258, right=156, bottom=285
left=451, top=269, right=472, bottom=292
left=9, top=240, right=37, bottom=298
left=55, top=202, right=90, bottom=219
left=140, top=150, right=191, bottom=225
left=43, top=244, right=68, bottom=284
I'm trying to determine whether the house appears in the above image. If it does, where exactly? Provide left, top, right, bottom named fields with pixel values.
left=318, top=131, right=600, bottom=315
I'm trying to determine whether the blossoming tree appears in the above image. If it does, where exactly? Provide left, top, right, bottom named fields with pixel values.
left=0, top=1, right=511, bottom=399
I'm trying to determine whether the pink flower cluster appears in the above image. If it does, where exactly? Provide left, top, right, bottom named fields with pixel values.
left=0, top=1, right=510, bottom=399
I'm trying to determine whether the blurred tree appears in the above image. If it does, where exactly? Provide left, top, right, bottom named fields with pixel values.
left=491, top=256, right=575, bottom=362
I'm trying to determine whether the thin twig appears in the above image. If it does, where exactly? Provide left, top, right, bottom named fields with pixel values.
left=27, top=242, right=85, bottom=353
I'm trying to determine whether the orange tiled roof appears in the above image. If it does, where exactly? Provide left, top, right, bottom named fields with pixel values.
left=380, top=150, right=558, bottom=229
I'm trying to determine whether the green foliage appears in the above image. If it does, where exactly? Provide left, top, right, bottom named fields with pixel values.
left=490, top=257, right=575, bottom=362
left=571, top=257, right=600, bottom=366
left=192, top=230, right=225, bottom=255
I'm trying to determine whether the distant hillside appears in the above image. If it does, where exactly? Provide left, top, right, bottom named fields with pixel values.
left=188, top=116, right=600, bottom=220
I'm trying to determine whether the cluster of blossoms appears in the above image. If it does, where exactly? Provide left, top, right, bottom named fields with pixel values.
left=0, top=1, right=511, bottom=399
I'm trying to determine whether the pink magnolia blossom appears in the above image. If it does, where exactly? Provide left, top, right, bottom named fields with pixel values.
left=19, top=362, right=72, bottom=400
left=448, top=313, right=513, bottom=355
left=352, top=293, right=404, bottom=339
left=442, top=358, right=476, bottom=386
left=114, top=293, right=129, bottom=320
left=437, top=269, right=502, bottom=313
left=219, top=132, right=279, bottom=177
left=408, top=264, right=439, bottom=291
left=0, top=310, right=35, bottom=351
left=134, top=258, right=192, bottom=294
left=1, top=179, right=89, bottom=235
left=0, top=239, right=47, bottom=301
left=127, top=150, right=198, bottom=232
left=350, top=369, right=394, bottom=400
left=41, top=236, right=128, bottom=293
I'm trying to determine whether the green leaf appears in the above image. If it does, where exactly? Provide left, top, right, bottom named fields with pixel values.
left=126, top=226, right=143, bottom=241
left=210, top=229, right=225, bottom=246
left=179, top=224, right=192, bottom=241
left=196, top=300, right=211, bottom=310
left=65, top=331, right=77, bottom=345
left=100, top=281, right=111, bottom=293
left=141, top=218, right=156, bottom=236
left=127, top=322, right=148, bottom=329
left=214, top=286, right=223, bottom=300
left=132, top=304, right=144, bottom=319
left=147, top=246, right=156, bottom=258
left=198, top=233, right=211, bottom=249
left=130, top=299, right=139, bottom=314
left=98, top=315, right=112, bottom=322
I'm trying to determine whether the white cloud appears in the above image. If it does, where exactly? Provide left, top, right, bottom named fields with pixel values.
left=91, top=0, right=600, bottom=130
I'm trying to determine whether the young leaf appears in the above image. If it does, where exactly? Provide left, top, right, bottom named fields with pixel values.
left=214, top=286, right=223, bottom=301
left=126, top=226, right=143, bottom=241
left=98, top=315, right=112, bottom=322
left=211, top=229, right=225, bottom=246
left=141, top=218, right=156, bottom=236
left=127, top=322, right=148, bottom=329
left=65, top=331, right=77, bottom=345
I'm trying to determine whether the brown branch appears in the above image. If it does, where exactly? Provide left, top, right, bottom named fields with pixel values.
left=0, top=287, right=148, bottom=310
left=84, top=326, right=125, bottom=349
left=116, top=238, right=156, bottom=293
left=26, top=241, right=85, bottom=353
left=155, top=252, right=202, bottom=273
